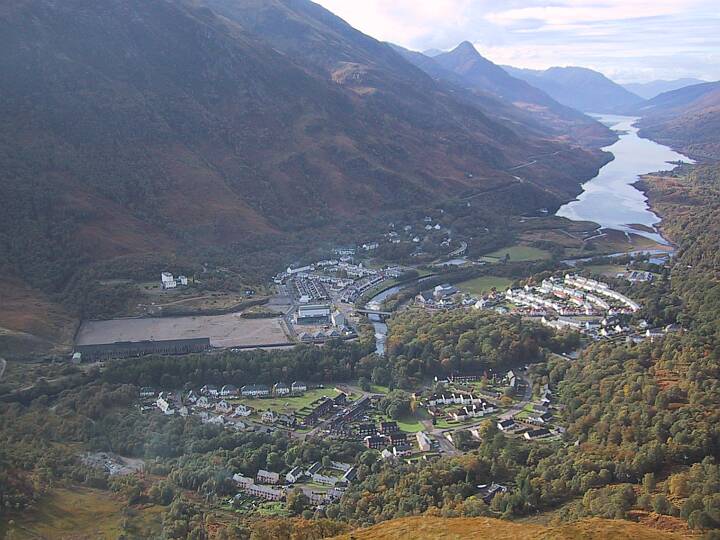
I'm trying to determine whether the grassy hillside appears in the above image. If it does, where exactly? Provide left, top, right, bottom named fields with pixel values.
left=0, top=487, right=164, bottom=539
left=331, top=516, right=688, bottom=539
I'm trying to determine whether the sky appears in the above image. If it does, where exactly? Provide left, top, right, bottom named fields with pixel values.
left=313, top=0, right=720, bottom=83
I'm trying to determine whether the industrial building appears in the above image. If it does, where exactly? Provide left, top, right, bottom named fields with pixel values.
left=295, top=304, right=332, bottom=324
left=75, top=337, right=211, bottom=361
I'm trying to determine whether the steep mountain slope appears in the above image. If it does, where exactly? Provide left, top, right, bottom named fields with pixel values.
left=634, top=81, right=720, bottom=116
left=331, top=516, right=686, bottom=540
left=625, top=78, right=708, bottom=100
left=635, top=81, right=720, bottom=160
left=0, top=0, right=613, bottom=354
left=427, top=43, right=615, bottom=146
left=504, top=66, right=644, bottom=113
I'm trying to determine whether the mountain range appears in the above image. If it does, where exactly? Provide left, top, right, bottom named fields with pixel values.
left=0, top=0, right=612, bottom=353
left=624, top=78, right=708, bottom=100
left=392, top=42, right=615, bottom=147
left=503, top=65, right=644, bottom=114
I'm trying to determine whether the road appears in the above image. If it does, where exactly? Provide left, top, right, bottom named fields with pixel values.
left=448, top=241, right=468, bottom=258
left=498, top=373, right=533, bottom=421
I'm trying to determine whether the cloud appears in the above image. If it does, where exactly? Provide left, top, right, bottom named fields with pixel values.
left=315, top=0, right=474, bottom=46
left=313, top=0, right=720, bottom=82
left=484, top=0, right=700, bottom=27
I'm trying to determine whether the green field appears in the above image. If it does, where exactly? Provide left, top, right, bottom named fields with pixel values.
left=583, top=264, right=626, bottom=277
left=456, top=276, right=514, bottom=296
left=374, top=408, right=430, bottom=433
left=369, top=384, right=391, bottom=395
left=481, top=245, right=552, bottom=262
left=230, top=388, right=342, bottom=415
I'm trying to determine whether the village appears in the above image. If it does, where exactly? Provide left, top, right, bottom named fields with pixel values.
left=410, top=273, right=676, bottom=344
left=137, top=363, right=570, bottom=509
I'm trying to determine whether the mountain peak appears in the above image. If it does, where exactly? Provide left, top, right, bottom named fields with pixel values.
left=453, top=41, right=479, bottom=55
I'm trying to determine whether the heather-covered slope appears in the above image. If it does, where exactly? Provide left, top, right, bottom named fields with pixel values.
left=635, top=81, right=720, bottom=160
left=330, top=516, right=687, bottom=540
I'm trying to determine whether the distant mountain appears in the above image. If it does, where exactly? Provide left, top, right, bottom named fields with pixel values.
left=504, top=65, right=644, bottom=114
left=625, top=78, right=708, bottom=100
left=422, top=48, right=444, bottom=57
left=397, top=42, right=616, bottom=147
left=635, top=81, right=720, bottom=160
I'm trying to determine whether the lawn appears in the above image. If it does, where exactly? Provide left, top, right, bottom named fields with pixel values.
left=230, top=388, right=341, bottom=415
left=456, top=276, right=514, bottom=296
left=583, top=264, right=626, bottom=277
left=256, top=501, right=289, bottom=517
left=399, top=408, right=431, bottom=432
left=369, top=384, right=390, bottom=395
left=374, top=408, right=430, bottom=433
left=481, top=245, right=552, bottom=262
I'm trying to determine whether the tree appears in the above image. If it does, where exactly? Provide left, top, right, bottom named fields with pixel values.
left=642, top=472, right=656, bottom=493
left=286, top=488, right=309, bottom=515
left=371, top=366, right=390, bottom=386
left=653, top=494, right=672, bottom=515
left=359, top=377, right=371, bottom=392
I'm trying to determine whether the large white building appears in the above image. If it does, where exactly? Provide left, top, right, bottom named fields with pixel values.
left=295, top=304, right=332, bottom=324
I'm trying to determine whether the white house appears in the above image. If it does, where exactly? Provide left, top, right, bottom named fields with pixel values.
left=244, top=484, right=285, bottom=501
left=161, top=272, right=176, bottom=289
left=261, top=410, right=277, bottom=424
left=201, top=385, right=219, bottom=397
left=257, top=470, right=281, bottom=485
left=434, top=283, right=457, bottom=299
left=285, top=466, right=305, bottom=484
left=241, top=385, right=270, bottom=398
left=220, top=385, right=239, bottom=397
left=195, top=396, right=211, bottom=409
left=156, top=396, right=174, bottom=415
left=273, top=383, right=290, bottom=397
left=416, top=431, right=432, bottom=452
left=233, top=473, right=254, bottom=487
left=215, top=400, right=232, bottom=414
left=497, top=419, right=516, bottom=431
left=232, top=404, right=252, bottom=417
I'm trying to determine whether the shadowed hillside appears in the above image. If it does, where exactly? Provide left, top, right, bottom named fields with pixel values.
left=635, top=81, right=720, bottom=160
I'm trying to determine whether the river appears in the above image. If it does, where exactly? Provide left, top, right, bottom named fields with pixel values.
left=366, top=276, right=437, bottom=356
left=556, top=114, right=691, bottom=243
